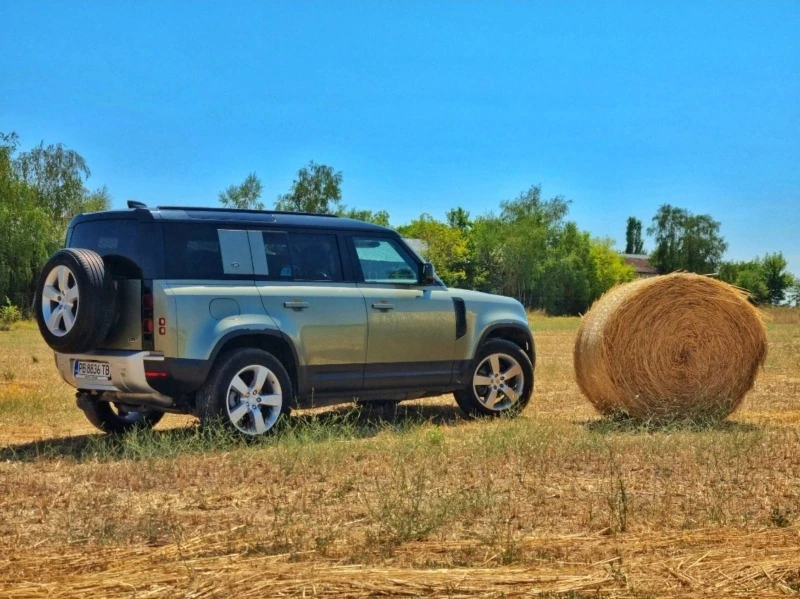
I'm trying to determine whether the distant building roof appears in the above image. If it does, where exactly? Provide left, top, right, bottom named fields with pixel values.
left=622, top=253, right=659, bottom=278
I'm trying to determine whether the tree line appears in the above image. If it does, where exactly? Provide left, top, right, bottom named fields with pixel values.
left=626, top=207, right=797, bottom=305
left=1, top=131, right=797, bottom=314
left=222, top=165, right=800, bottom=310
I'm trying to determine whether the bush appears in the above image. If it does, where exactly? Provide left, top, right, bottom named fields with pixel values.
left=0, top=297, right=22, bottom=330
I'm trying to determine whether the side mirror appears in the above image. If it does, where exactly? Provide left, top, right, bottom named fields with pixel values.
left=421, top=262, right=435, bottom=285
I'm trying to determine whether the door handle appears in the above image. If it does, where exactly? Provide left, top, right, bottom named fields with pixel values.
left=284, top=301, right=309, bottom=310
left=372, top=302, right=394, bottom=311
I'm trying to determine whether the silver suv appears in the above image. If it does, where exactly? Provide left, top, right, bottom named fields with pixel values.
left=34, top=203, right=535, bottom=436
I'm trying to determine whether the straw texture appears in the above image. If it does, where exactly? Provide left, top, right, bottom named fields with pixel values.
left=574, top=273, right=768, bottom=421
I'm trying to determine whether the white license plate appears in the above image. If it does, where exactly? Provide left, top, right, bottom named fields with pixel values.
left=74, top=360, right=111, bottom=381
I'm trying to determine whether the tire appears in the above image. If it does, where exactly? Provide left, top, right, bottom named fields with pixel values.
left=34, top=248, right=116, bottom=353
left=454, top=339, right=534, bottom=418
left=196, top=348, right=291, bottom=436
left=77, top=393, right=164, bottom=434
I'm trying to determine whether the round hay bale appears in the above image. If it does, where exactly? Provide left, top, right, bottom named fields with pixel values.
left=573, top=273, right=767, bottom=421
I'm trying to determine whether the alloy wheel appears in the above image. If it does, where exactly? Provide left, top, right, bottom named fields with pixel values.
left=225, top=364, right=283, bottom=435
left=472, top=352, right=525, bottom=411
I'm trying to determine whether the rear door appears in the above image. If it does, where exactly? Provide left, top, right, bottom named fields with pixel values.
left=68, top=218, right=153, bottom=351
left=348, top=235, right=457, bottom=391
left=251, top=229, right=368, bottom=395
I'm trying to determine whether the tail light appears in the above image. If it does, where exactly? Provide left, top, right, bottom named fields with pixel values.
left=141, top=282, right=154, bottom=351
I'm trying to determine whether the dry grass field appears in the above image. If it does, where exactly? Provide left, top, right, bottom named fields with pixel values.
left=1, top=310, right=799, bottom=598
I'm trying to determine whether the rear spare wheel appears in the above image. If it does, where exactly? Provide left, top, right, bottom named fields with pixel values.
left=34, top=248, right=116, bottom=353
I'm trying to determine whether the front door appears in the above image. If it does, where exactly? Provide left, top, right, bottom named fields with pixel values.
left=348, top=235, right=457, bottom=391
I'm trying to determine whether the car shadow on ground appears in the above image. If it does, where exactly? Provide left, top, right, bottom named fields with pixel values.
left=300, top=400, right=466, bottom=428
left=0, top=402, right=467, bottom=463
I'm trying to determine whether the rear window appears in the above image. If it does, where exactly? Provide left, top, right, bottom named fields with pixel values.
left=70, top=219, right=142, bottom=278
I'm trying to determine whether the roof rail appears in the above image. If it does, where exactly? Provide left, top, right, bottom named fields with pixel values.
left=127, top=200, right=148, bottom=209
left=157, top=206, right=338, bottom=218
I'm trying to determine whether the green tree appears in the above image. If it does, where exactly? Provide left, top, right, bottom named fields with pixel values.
left=1, top=132, right=109, bottom=310
left=467, top=186, right=635, bottom=314
left=539, top=223, right=594, bottom=315
left=14, top=139, right=89, bottom=221
left=0, top=134, right=50, bottom=309
left=625, top=217, right=644, bottom=254
left=647, top=204, right=727, bottom=274
left=590, top=238, right=636, bottom=299
left=275, top=161, right=342, bottom=213
left=481, top=186, right=571, bottom=307
left=338, top=207, right=390, bottom=226
left=444, top=207, right=486, bottom=288
left=446, top=207, right=472, bottom=232
left=13, top=137, right=110, bottom=243
left=396, top=214, right=469, bottom=287
left=787, top=277, right=800, bottom=307
left=720, top=253, right=794, bottom=305
left=719, top=260, right=769, bottom=303
left=761, top=252, right=794, bottom=305
left=218, top=172, right=264, bottom=210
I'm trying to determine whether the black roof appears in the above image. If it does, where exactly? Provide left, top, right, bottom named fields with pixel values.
left=69, top=204, right=392, bottom=233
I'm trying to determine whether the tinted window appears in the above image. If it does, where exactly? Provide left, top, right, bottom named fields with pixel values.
left=261, top=231, right=343, bottom=282
left=262, top=232, right=293, bottom=279
left=163, top=224, right=224, bottom=279
left=70, top=219, right=142, bottom=278
left=353, top=237, right=418, bottom=284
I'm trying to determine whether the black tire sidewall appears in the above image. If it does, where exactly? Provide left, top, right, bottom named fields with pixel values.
left=34, top=249, right=116, bottom=353
left=197, top=348, right=292, bottom=435
left=455, top=339, right=534, bottom=418
left=80, top=396, right=164, bottom=434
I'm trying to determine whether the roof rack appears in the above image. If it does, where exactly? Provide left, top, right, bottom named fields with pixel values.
left=157, top=206, right=339, bottom=218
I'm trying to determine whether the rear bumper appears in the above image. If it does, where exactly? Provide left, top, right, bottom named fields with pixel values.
left=55, top=351, right=209, bottom=399
left=56, top=350, right=166, bottom=395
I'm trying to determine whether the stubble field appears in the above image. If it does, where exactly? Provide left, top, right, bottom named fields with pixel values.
left=0, top=310, right=799, bottom=598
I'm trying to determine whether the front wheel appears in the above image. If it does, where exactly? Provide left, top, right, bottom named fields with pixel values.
left=454, top=339, right=534, bottom=418
left=196, top=348, right=291, bottom=436
left=77, top=393, right=165, bottom=434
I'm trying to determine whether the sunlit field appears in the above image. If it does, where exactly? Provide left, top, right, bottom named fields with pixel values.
left=1, top=310, right=799, bottom=597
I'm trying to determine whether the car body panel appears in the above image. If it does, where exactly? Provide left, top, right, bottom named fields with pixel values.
left=256, top=281, right=368, bottom=392
left=357, top=284, right=458, bottom=389
left=164, top=281, right=279, bottom=360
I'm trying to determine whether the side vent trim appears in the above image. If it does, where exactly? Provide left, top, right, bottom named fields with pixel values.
left=452, top=297, right=467, bottom=340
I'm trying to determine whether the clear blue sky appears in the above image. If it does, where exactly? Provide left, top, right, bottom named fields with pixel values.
left=2, top=1, right=798, bottom=274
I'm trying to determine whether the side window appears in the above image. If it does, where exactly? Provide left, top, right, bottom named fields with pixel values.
left=353, top=237, right=419, bottom=284
left=262, top=232, right=292, bottom=279
left=164, top=224, right=224, bottom=279
left=260, top=231, right=343, bottom=282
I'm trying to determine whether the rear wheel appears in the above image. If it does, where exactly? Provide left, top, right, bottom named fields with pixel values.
left=454, top=339, right=534, bottom=418
left=196, top=348, right=291, bottom=436
left=77, top=393, right=164, bottom=434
